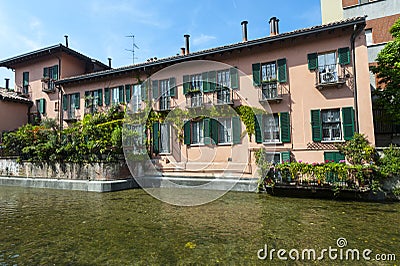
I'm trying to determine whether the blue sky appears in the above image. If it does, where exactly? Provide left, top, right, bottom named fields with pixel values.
left=0, top=0, right=322, bottom=86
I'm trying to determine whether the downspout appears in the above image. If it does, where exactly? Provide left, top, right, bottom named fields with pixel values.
left=350, top=23, right=365, bottom=133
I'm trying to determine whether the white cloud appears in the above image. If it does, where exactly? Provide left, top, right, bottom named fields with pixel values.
left=192, top=34, right=217, bottom=46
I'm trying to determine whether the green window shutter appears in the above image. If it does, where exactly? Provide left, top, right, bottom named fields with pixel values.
left=252, top=63, right=261, bottom=86
left=324, top=152, right=345, bottom=163
left=125, top=85, right=131, bottom=103
left=281, top=151, right=291, bottom=163
left=23, top=72, right=29, bottom=86
left=277, top=58, right=287, bottom=83
left=39, top=98, right=46, bottom=114
left=63, top=94, right=68, bottom=111
left=43, top=68, right=49, bottom=78
left=152, top=80, right=159, bottom=99
left=307, top=53, right=318, bottom=70
left=255, top=114, right=263, bottom=143
left=141, top=82, right=147, bottom=101
left=210, top=118, right=218, bottom=145
left=280, top=112, right=291, bottom=143
left=208, top=71, right=216, bottom=92
left=230, top=67, right=239, bottom=90
left=202, top=72, right=209, bottom=92
left=338, top=47, right=350, bottom=65
left=104, top=88, right=110, bottom=106
left=52, top=65, right=59, bottom=80
left=311, top=109, right=322, bottom=142
left=97, top=89, right=103, bottom=106
left=74, top=93, right=80, bottom=109
left=204, top=118, right=211, bottom=145
left=169, top=77, right=176, bottom=97
left=118, top=86, right=124, bottom=103
left=183, top=75, right=190, bottom=94
left=232, top=116, right=241, bottom=144
left=336, top=152, right=345, bottom=162
left=84, top=91, right=91, bottom=108
left=324, top=152, right=335, bottom=162
left=342, top=107, right=355, bottom=140
left=183, top=120, right=191, bottom=145
left=152, top=122, right=159, bottom=154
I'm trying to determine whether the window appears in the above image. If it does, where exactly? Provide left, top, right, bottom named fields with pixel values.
left=184, top=117, right=241, bottom=145
left=318, top=52, right=338, bottom=83
left=111, top=86, right=124, bottom=105
left=311, top=107, right=355, bottom=142
left=131, top=84, right=142, bottom=112
left=191, top=121, right=204, bottom=145
left=307, top=48, right=350, bottom=86
left=255, top=113, right=291, bottom=144
left=160, top=123, right=171, bottom=154
left=36, top=98, right=46, bottom=115
left=22, top=72, right=29, bottom=94
left=217, top=69, right=230, bottom=88
left=63, top=93, right=80, bottom=120
left=159, top=79, right=170, bottom=110
left=263, top=114, right=280, bottom=143
left=190, top=74, right=203, bottom=91
left=365, top=29, right=373, bottom=46
left=125, top=124, right=145, bottom=154
left=189, top=92, right=203, bottom=108
left=252, top=58, right=287, bottom=86
left=85, top=89, right=103, bottom=114
left=261, top=62, right=277, bottom=82
left=218, top=118, right=232, bottom=144
left=321, top=109, right=341, bottom=141
left=43, top=65, right=58, bottom=91
left=324, top=152, right=345, bottom=163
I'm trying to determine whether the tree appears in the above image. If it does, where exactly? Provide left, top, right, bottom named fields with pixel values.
left=371, top=18, right=400, bottom=123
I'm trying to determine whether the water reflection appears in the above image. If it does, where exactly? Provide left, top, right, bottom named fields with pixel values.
left=0, top=186, right=399, bottom=265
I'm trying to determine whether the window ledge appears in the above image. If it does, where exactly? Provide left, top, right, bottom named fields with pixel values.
left=218, top=142, right=232, bottom=146
left=190, top=143, right=205, bottom=147
left=321, top=140, right=345, bottom=144
left=263, top=141, right=282, bottom=145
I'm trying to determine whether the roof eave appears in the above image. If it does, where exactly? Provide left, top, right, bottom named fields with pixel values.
left=56, top=16, right=366, bottom=85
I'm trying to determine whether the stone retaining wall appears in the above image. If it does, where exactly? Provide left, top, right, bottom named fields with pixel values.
left=0, top=158, right=131, bottom=181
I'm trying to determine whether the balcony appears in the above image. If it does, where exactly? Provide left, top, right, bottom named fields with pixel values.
left=258, top=81, right=283, bottom=103
left=186, top=93, right=204, bottom=108
left=159, top=96, right=172, bottom=111
left=315, top=64, right=346, bottom=90
left=63, top=109, right=80, bottom=122
left=213, top=87, right=233, bottom=105
left=41, top=77, right=56, bottom=93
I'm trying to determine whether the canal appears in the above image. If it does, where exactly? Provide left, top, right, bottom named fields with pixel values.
left=0, top=186, right=399, bottom=265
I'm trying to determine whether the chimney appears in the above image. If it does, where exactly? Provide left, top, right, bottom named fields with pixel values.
left=184, top=34, right=190, bottom=55
left=241, top=20, right=248, bottom=42
left=180, top=47, right=186, bottom=55
left=64, top=35, right=69, bottom=47
left=5, top=78, right=10, bottom=90
left=108, top=57, right=112, bottom=68
left=269, top=17, right=280, bottom=36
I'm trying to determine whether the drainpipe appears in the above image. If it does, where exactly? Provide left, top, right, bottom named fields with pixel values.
left=350, top=23, right=364, bottom=133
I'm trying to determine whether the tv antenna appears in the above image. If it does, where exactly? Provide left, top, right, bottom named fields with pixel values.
left=125, top=35, right=139, bottom=64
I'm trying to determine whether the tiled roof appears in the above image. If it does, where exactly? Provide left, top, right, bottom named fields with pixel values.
left=0, top=44, right=109, bottom=70
left=56, top=16, right=366, bottom=85
left=0, top=88, right=32, bottom=104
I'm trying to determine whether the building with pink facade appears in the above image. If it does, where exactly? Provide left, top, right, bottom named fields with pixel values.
left=0, top=17, right=374, bottom=176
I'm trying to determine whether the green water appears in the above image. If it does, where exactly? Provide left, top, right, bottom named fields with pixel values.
left=0, top=186, right=399, bottom=265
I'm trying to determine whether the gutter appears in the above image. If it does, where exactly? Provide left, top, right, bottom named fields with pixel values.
left=350, top=21, right=366, bottom=133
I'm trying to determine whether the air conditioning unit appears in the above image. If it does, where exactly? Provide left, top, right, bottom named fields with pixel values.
left=320, top=71, right=337, bottom=83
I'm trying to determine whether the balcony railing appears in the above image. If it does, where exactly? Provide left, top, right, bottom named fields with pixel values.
left=213, top=87, right=233, bottom=105
left=186, top=93, right=204, bottom=108
left=159, top=96, right=171, bottom=111
left=258, top=81, right=283, bottom=103
left=315, top=64, right=346, bottom=90
left=63, top=109, right=80, bottom=121
left=41, top=78, right=56, bottom=92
